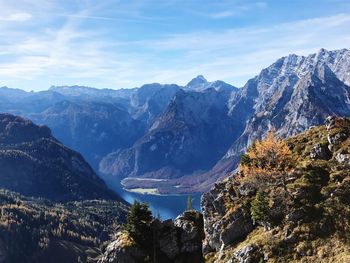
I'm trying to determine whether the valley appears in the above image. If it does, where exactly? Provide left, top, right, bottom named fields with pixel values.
left=1, top=48, right=349, bottom=195
left=0, top=48, right=349, bottom=262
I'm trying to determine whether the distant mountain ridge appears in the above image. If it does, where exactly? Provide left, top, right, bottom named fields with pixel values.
left=1, top=48, right=349, bottom=194
left=0, top=113, right=122, bottom=202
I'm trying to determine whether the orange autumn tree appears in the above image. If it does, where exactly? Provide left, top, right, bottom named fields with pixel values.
left=239, top=130, right=295, bottom=193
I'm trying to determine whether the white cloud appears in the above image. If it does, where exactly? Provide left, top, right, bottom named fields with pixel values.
left=0, top=12, right=32, bottom=21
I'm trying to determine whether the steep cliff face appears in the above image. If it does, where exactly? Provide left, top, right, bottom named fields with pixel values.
left=30, top=101, right=144, bottom=169
left=201, top=117, right=350, bottom=262
left=223, top=48, right=350, bottom=162
left=100, top=88, right=239, bottom=192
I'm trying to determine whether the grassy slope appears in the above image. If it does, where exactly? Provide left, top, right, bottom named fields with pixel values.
left=206, top=118, right=350, bottom=263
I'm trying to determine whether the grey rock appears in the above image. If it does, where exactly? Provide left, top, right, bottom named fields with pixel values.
left=220, top=210, right=254, bottom=246
left=310, top=143, right=332, bottom=160
left=98, top=232, right=144, bottom=263
left=202, top=181, right=253, bottom=254
left=325, top=116, right=336, bottom=130
left=238, top=185, right=256, bottom=196
left=328, top=132, right=348, bottom=146
left=158, top=224, right=180, bottom=259
left=336, top=152, right=350, bottom=165
left=284, top=234, right=298, bottom=244
left=174, top=211, right=205, bottom=257
left=234, top=245, right=261, bottom=263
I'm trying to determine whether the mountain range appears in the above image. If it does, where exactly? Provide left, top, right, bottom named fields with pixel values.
left=1, top=48, right=349, bottom=194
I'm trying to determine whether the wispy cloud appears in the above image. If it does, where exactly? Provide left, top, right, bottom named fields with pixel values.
left=0, top=0, right=349, bottom=90
left=206, top=1, right=267, bottom=19
left=0, top=12, right=32, bottom=22
left=209, top=11, right=234, bottom=19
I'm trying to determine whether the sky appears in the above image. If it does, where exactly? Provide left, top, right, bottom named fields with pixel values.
left=0, top=0, right=349, bottom=91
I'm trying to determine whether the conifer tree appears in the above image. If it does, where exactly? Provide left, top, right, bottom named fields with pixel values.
left=123, top=201, right=153, bottom=243
left=251, top=190, right=270, bottom=229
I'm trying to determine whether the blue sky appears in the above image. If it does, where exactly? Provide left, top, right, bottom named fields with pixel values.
left=0, top=0, right=349, bottom=91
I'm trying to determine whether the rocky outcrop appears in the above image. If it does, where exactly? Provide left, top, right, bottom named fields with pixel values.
left=100, top=210, right=204, bottom=263
left=336, top=152, right=350, bottom=165
left=201, top=117, right=350, bottom=263
left=153, top=210, right=204, bottom=262
left=310, top=143, right=332, bottom=160
left=201, top=179, right=253, bottom=253
left=98, top=232, right=144, bottom=263
left=174, top=211, right=205, bottom=256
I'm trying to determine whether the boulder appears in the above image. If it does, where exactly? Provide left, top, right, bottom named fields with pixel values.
left=325, top=116, right=336, bottom=130
left=234, top=245, right=262, bottom=263
left=98, top=231, right=144, bottom=263
left=336, top=152, right=350, bottom=165
left=327, top=133, right=348, bottom=150
left=174, top=210, right=204, bottom=261
left=310, top=143, right=331, bottom=160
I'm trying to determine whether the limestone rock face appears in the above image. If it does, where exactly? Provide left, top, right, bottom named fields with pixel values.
left=201, top=179, right=253, bottom=253
left=325, top=116, right=336, bottom=130
left=174, top=210, right=205, bottom=254
left=155, top=219, right=180, bottom=259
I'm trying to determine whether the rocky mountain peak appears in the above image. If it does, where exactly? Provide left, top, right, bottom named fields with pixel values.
left=186, top=75, right=209, bottom=89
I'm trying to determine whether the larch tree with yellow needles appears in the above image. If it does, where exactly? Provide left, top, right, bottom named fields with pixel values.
left=239, top=130, right=296, bottom=194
